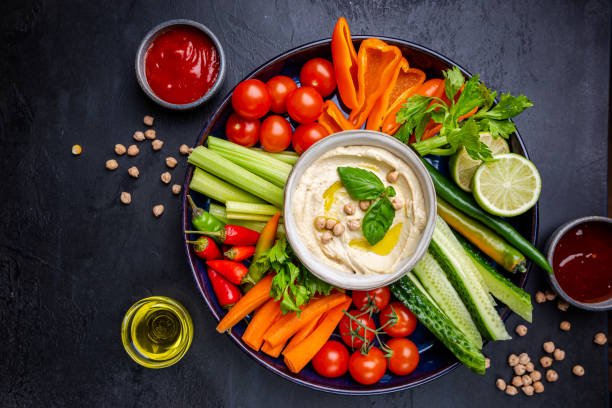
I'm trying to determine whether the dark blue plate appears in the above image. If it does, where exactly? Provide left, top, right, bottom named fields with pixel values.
left=181, top=37, right=536, bottom=395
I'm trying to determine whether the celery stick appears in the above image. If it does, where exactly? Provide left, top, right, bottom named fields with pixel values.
left=208, top=136, right=291, bottom=187
left=226, top=201, right=281, bottom=216
left=189, top=168, right=264, bottom=204
left=226, top=211, right=284, bottom=223
left=209, top=203, right=285, bottom=236
left=189, top=147, right=284, bottom=207
left=249, top=147, right=299, bottom=165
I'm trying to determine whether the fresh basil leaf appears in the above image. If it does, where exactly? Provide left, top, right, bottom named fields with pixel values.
left=337, top=166, right=385, bottom=200
left=384, top=185, right=396, bottom=198
left=362, top=198, right=396, bottom=245
left=443, top=66, right=465, bottom=103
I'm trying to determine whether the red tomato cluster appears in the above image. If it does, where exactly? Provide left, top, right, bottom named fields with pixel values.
left=311, top=287, right=420, bottom=385
left=227, top=58, right=337, bottom=153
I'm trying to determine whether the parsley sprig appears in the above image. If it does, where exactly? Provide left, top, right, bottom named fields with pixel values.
left=395, top=66, right=533, bottom=160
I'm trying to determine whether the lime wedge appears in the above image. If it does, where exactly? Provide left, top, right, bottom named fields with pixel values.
left=472, top=153, right=541, bottom=217
left=449, top=133, right=510, bottom=192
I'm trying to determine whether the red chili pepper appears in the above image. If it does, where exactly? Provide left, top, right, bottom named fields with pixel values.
left=224, top=246, right=256, bottom=262
left=207, top=260, right=249, bottom=285
left=185, top=225, right=260, bottom=245
left=207, top=267, right=242, bottom=307
left=186, top=237, right=222, bottom=261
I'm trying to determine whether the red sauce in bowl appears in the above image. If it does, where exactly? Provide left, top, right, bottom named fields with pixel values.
left=552, top=221, right=612, bottom=303
left=145, top=26, right=219, bottom=105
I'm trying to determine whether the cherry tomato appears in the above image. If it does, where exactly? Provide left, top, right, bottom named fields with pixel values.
left=300, top=58, right=337, bottom=97
left=312, top=340, right=349, bottom=378
left=339, top=310, right=376, bottom=349
left=260, top=115, right=292, bottom=152
left=266, top=75, right=298, bottom=114
left=225, top=113, right=260, bottom=147
left=286, top=86, right=324, bottom=124
left=231, top=79, right=271, bottom=119
left=380, top=302, right=418, bottom=338
left=291, top=123, right=329, bottom=155
left=348, top=347, right=387, bottom=385
left=387, top=338, right=419, bottom=376
left=352, top=287, right=391, bottom=312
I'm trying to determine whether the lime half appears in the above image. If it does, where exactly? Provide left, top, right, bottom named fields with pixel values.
left=449, top=133, right=510, bottom=192
left=472, top=153, right=541, bottom=217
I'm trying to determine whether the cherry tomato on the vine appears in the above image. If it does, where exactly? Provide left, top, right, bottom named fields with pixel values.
left=291, top=123, right=329, bottom=155
left=266, top=75, right=298, bottom=114
left=299, top=58, right=337, bottom=97
left=225, top=113, right=260, bottom=147
left=348, top=347, right=387, bottom=385
left=260, top=115, right=292, bottom=152
left=231, top=79, right=271, bottom=119
left=312, top=340, right=349, bottom=378
left=387, top=338, right=419, bottom=376
left=380, top=302, right=418, bottom=338
left=352, top=287, right=391, bottom=312
left=339, top=309, right=376, bottom=349
left=286, top=86, right=324, bottom=124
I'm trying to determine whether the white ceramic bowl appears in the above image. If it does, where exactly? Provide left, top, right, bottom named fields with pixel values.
left=283, top=130, right=437, bottom=290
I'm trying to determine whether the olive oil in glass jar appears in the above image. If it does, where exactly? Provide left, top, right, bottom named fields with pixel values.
left=121, top=296, right=193, bottom=368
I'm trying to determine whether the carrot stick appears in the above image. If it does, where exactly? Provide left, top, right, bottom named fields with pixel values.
left=261, top=339, right=286, bottom=358
left=283, top=299, right=352, bottom=373
left=242, top=299, right=282, bottom=351
left=282, top=314, right=323, bottom=355
left=242, top=212, right=280, bottom=289
left=263, top=293, right=350, bottom=347
left=216, top=274, right=274, bottom=333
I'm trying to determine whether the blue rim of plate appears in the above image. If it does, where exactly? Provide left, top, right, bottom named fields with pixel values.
left=181, top=36, right=538, bottom=395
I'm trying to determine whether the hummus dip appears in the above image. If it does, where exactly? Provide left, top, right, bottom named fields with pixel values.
left=292, top=145, right=427, bottom=275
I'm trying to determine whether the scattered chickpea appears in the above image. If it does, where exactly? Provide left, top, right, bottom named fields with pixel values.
left=152, top=139, right=164, bottom=151
left=386, top=170, right=399, bottom=183
left=521, top=374, right=532, bottom=386
left=518, top=352, right=530, bottom=365
left=508, top=354, right=519, bottom=367
left=535, top=291, right=546, bottom=303
left=133, top=131, right=145, bottom=142
left=544, top=289, right=556, bottom=301
left=593, top=332, right=607, bottom=345
left=540, top=356, right=553, bottom=368
left=557, top=299, right=569, bottom=311
left=530, top=370, right=542, bottom=382
left=343, top=202, right=355, bottom=215
left=144, top=129, right=156, bottom=140
left=332, top=223, right=345, bottom=236
left=325, top=219, right=337, bottom=230
left=115, top=144, right=127, bottom=155
left=391, top=197, right=404, bottom=211
left=120, top=192, right=131, bottom=205
left=495, top=378, right=506, bottom=391
left=320, top=230, right=333, bottom=244
left=172, top=184, right=182, bottom=195
left=105, top=159, right=118, bottom=170
left=560, top=321, right=571, bottom=331
left=553, top=348, right=565, bottom=361
left=71, top=144, right=82, bottom=155
left=347, top=219, right=361, bottom=231
left=314, top=216, right=326, bottom=230
left=128, top=166, right=139, bottom=178
left=572, top=365, right=585, bottom=376
left=522, top=385, right=534, bottom=396
left=505, top=385, right=518, bottom=396
left=161, top=172, right=171, bottom=184
left=143, top=115, right=154, bottom=126
left=525, top=362, right=534, bottom=373
left=127, top=144, right=139, bottom=156
left=359, top=200, right=371, bottom=211
left=152, top=205, right=164, bottom=217
left=545, top=369, right=558, bottom=382
left=179, top=144, right=191, bottom=155
left=515, top=324, right=528, bottom=336
left=513, top=364, right=526, bottom=376
left=166, top=156, right=178, bottom=168
left=542, top=341, right=555, bottom=354
left=533, top=381, right=544, bottom=393
left=484, top=358, right=490, bottom=369
left=511, top=376, right=523, bottom=387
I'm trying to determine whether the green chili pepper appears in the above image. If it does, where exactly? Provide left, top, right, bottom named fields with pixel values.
left=187, top=195, right=225, bottom=234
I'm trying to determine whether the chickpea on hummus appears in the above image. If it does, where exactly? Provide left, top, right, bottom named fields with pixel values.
left=292, top=145, right=427, bottom=275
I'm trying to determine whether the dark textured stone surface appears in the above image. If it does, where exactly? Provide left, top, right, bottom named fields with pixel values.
left=1, top=0, right=609, bottom=406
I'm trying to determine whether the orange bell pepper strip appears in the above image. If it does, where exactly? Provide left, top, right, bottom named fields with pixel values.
left=366, top=58, right=426, bottom=131
left=381, top=78, right=445, bottom=135
left=317, top=100, right=355, bottom=134
left=331, top=17, right=359, bottom=109
left=349, top=38, right=402, bottom=129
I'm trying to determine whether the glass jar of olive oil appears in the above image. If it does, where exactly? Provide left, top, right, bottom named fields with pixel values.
left=121, top=296, right=193, bottom=368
